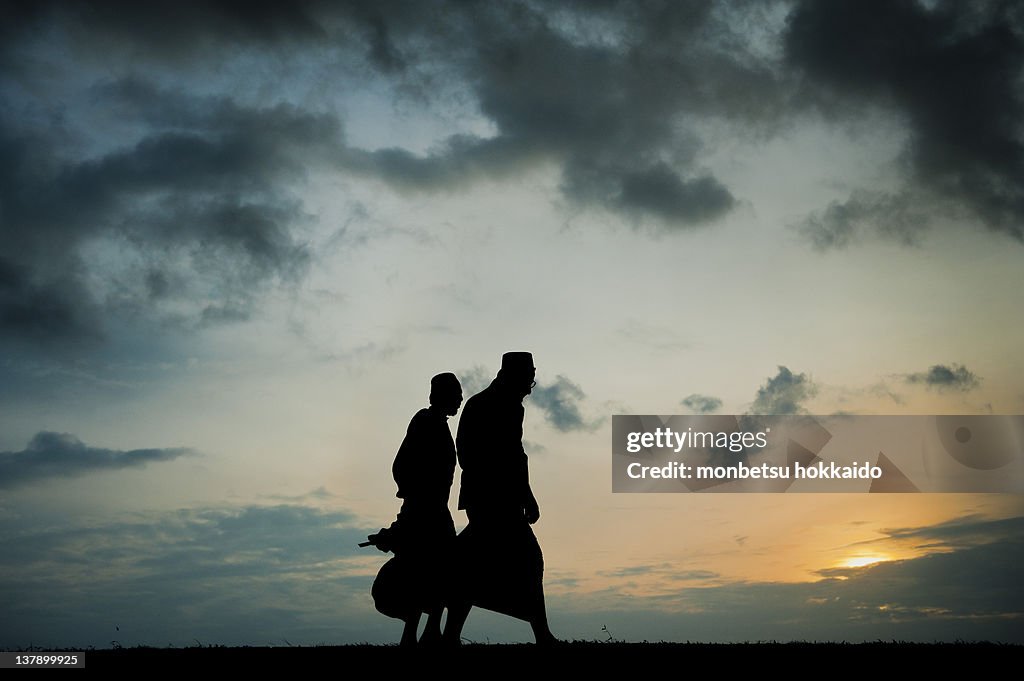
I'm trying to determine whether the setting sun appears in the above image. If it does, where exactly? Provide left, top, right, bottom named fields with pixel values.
left=842, top=555, right=890, bottom=569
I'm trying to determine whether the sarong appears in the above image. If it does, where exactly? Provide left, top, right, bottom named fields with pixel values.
left=453, top=509, right=544, bottom=621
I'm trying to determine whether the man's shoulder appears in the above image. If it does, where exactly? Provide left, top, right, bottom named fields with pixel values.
left=457, top=388, right=495, bottom=439
left=462, top=384, right=496, bottom=410
left=407, top=407, right=434, bottom=431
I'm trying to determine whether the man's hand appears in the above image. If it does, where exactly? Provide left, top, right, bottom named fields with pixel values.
left=524, top=497, right=540, bottom=524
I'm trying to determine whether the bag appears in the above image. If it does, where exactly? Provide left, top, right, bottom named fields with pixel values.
left=371, top=556, right=418, bottom=620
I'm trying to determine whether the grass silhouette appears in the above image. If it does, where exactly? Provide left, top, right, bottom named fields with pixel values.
left=10, top=640, right=1017, bottom=670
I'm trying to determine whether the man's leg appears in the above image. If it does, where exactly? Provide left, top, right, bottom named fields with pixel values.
left=420, top=606, right=443, bottom=645
left=442, top=602, right=470, bottom=646
left=529, top=595, right=558, bottom=645
left=401, top=613, right=421, bottom=647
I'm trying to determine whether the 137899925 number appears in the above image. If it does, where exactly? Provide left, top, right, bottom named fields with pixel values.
left=0, top=653, right=84, bottom=668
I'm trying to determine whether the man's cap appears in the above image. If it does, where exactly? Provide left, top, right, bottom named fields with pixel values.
left=501, top=351, right=535, bottom=372
left=431, top=372, right=461, bottom=390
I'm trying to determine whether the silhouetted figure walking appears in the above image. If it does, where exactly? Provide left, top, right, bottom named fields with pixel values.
left=443, top=352, right=557, bottom=645
left=364, top=372, right=462, bottom=647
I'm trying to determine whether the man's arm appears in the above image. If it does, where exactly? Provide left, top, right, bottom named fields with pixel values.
left=518, top=404, right=539, bottom=523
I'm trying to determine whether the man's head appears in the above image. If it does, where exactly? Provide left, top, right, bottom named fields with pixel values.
left=497, top=351, right=536, bottom=399
left=429, top=372, right=463, bottom=416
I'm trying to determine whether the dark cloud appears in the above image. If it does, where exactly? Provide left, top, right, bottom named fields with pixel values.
left=879, top=514, right=1024, bottom=549
left=681, top=393, right=722, bottom=414
left=349, top=1, right=775, bottom=228
left=0, top=1, right=453, bottom=77
left=0, top=431, right=192, bottom=489
left=812, top=535, right=1024, bottom=625
left=0, top=503, right=365, bottom=578
left=6, top=2, right=782, bottom=232
left=613, top=164, right=735, bottom=224
left=0, top=258, right=101, bottom=344
left=3, top=0, right=1021, bottom=360
left=904, top=363, right=981, bottom=391
left=4, top=0, right=1021, bottom=262
left=785, top=0, right=1024, bottom=243
left=750, top=365, right=816, bottom=414
left=530, top=375, right=602, bottom=433
left=0, top=4, right=759, bottom=356
left=0, top=1, right=328, bottom=68
left=798, top=190, right=930, bottom=250
left=0, top=79, right=333, bottom=346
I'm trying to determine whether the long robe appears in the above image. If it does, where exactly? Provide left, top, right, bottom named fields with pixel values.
left=454, top=380, right=544, bottom=620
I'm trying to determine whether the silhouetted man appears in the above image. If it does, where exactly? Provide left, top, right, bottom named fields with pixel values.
left=443, top=352, right=557, bottom=645
left=367, top=372, right=462, bottom=647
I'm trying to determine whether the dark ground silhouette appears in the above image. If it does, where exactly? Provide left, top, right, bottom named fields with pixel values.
left=63, top=641, right=1024, bottom=670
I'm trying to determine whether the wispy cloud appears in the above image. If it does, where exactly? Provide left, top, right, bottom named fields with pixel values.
left=749, top=366, right=816, bottom=415
left=903, top=363, right=981, bottom=391
left=0, top=502, right=381, bottom=647
left=530, top=375, right=603, bottom=433
left=0, top=432, right=193, bottom=489
left=681, top=393, right=722, bottom=414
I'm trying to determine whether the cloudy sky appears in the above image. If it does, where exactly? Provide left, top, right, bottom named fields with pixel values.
left=2, top=0, right=1023, bottom=647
